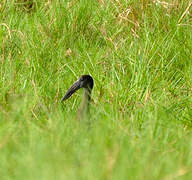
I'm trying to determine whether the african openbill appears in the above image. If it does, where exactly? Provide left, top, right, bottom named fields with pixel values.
left=61, top=75, right=94, bottom=118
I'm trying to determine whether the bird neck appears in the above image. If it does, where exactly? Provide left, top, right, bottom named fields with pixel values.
left=77, top=88, right=91, bottom=119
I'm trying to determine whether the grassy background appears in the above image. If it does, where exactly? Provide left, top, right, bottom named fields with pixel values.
left=0, top=0, right=192, bottom=179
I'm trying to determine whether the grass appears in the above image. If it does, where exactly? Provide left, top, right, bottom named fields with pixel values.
left=0, top=0, right=192, bottom=179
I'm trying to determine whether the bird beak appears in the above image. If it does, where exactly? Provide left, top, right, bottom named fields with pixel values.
left=61, top=79, right=81, bottom=101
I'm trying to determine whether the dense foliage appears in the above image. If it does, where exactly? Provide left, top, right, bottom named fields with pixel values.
left=0, top=0, right=192, bottom=179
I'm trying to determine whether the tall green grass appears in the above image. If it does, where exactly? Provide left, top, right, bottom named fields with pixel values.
left=0, top=0, right=192, bottom=179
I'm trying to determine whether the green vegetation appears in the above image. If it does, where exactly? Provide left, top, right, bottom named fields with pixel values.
left=0, top=0, right=192, bottom=179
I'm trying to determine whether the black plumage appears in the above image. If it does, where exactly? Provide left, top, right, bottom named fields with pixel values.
left=61, top=75, right=94, bottom=118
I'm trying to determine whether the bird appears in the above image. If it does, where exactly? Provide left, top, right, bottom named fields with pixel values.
left=61, top=75, right=94, bottom=119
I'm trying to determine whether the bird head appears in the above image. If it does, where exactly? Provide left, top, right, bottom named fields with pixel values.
left=61, top=75, right=94, bottom=101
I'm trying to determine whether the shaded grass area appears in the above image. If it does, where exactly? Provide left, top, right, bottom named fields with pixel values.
left=0, top=0, right=192, bottom=179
